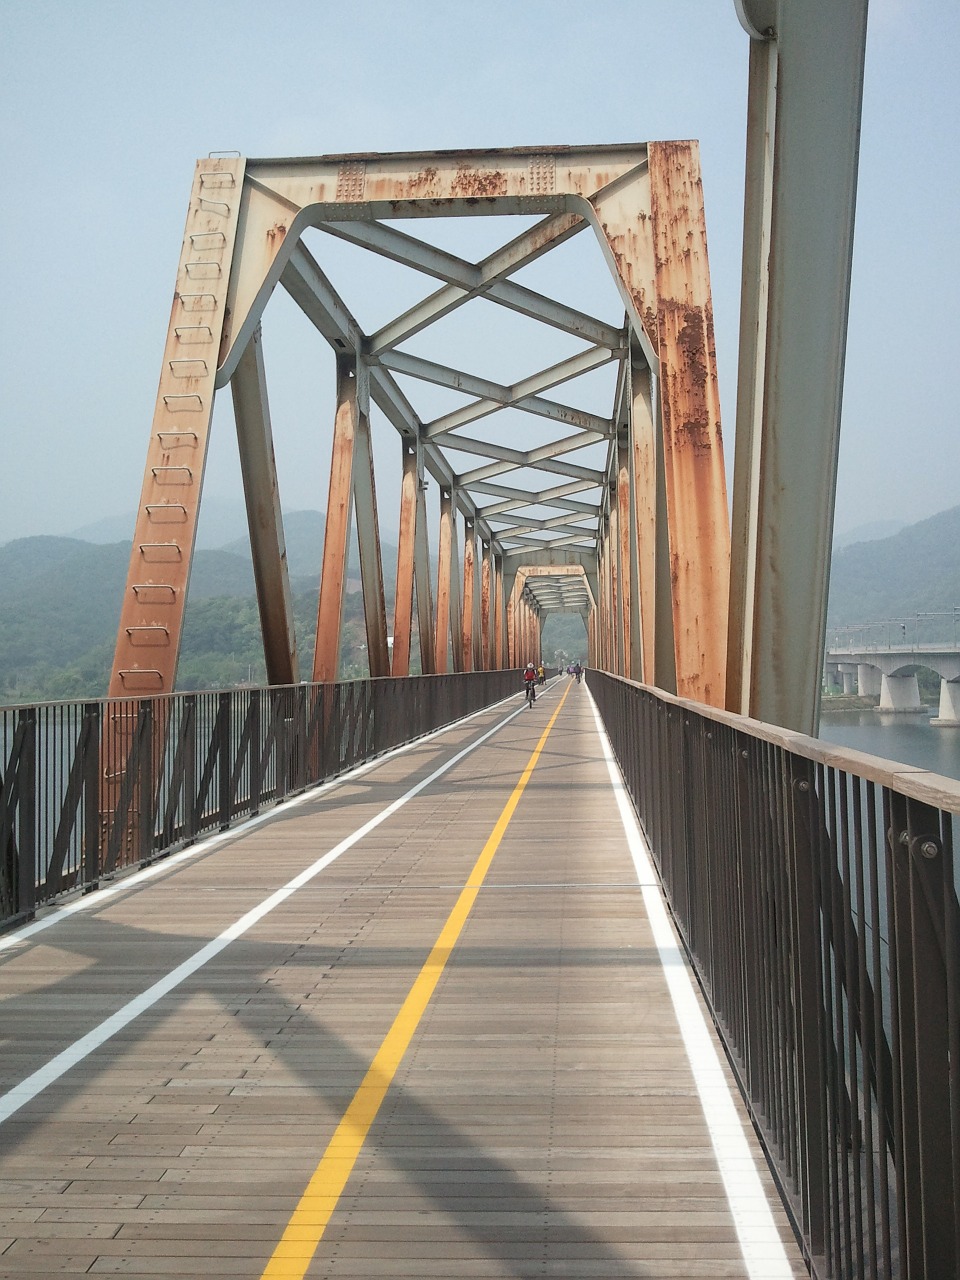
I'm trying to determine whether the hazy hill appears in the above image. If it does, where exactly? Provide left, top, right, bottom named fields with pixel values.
left=827, top=505, right=960, bottom=632
left=69, top=495, right=252, bottom=550
left=0, top=511, right=396, bottom=702
left=833, top=519, right=904, bottom=550
left=3, top=503, right=958, bottom=703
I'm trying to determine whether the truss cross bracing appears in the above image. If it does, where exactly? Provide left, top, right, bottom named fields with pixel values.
left=108, top=143, right=731, bottom=705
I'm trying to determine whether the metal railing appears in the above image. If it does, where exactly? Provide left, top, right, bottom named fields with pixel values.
left=590, top=669, right=959, bottom=1280
left=1, top=670, right=518, bottom=931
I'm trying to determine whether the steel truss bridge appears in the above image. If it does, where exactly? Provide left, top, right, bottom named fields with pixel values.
left=2, top=5, right=959, bottom=1280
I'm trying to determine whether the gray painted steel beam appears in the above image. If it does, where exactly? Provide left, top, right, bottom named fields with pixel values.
left=229, top=327, right=299, bottom=686
left=729, top=0, right=869, bottom=734
left=322, top=218, right=624, bottom=350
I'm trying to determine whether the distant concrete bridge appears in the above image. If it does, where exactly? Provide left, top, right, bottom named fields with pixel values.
left=825, top=642, right=960, bottom=722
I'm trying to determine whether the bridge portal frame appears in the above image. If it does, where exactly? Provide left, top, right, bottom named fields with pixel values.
left=107, top=141, right=731, bottom=709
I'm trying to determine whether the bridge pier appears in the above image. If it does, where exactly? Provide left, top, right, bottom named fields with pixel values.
left=932, top=677, right=960, bottom=726
left=857, top=663, right=882, bottom=697
left=838, top=663, right=857, bottom=694
left=879, top=672, right=922, bottom=712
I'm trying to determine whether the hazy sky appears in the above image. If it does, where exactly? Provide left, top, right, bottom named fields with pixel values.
left=1, top=0, right=957, bottom=553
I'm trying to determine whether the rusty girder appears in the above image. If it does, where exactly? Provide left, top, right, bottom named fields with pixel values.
left=109, top=142, right=730, bottom=708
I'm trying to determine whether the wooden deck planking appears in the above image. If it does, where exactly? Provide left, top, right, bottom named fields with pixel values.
left=0, top=683, right=807, bottom=1278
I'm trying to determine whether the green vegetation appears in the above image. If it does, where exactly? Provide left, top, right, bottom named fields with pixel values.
left=3, top=503, right=958, bottom=705
left=827, top=505, right=960, bottom=640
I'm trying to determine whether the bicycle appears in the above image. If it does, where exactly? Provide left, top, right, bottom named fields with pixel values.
left=524, top=680, right=537, bottom=708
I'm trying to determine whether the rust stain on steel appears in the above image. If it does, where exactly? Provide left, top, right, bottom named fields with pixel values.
left=450, top=166, right=508, bottom=199
left=313, top=363, right=357, bottom=682
left=597, top=215, right=659, bottom=352
left=369, top=166, right=441, bottom=202
left=648, top=140, right=730, bottom=707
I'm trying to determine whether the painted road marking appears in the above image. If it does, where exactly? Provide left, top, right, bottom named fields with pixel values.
left=587, top=691, right=795, bottom=1280
left=259, top=683, right=571, bottom=1279
left=0, top=691, right=552, bottom=1125
left=0, top=687, right=533, bottom=954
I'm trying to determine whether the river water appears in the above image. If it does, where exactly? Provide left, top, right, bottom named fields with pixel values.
left=818, top=708, right=960, bottom=783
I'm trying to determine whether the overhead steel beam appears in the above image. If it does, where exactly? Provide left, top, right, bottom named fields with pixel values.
left=487, top=513, right=596, bottom=539
left=472, top=478, right=599, bottom=515
left=458, top=455, right=606, bottom=487
left=321, top=218, right=625, bottom=350
left=367, top=213, right=586, bottom=353
left=502, top=532, right=598, bottom=552
left=378, top=348, right=618, bottom=439
left=280, top=243, right=502, bottom=547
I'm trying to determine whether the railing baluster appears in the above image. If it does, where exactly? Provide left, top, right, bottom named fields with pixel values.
left=589, top=669, right=960, bottom=1280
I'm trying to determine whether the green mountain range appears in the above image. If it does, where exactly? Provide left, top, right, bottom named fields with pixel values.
left=1, top=504, right=957, bottom=704
left=825, top=504, right=960, bottom=638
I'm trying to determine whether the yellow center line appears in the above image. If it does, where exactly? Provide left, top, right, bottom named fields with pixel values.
left=260, top=682, right=571, bottom=1278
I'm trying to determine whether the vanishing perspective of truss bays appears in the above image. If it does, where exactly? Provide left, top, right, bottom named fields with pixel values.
left=109, top=144, right=731, bottom=707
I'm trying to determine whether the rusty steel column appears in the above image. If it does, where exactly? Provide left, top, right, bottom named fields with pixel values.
left=448, top=500, right=464, bottom=673
left=230, top=325, right=299, bottom=686
left=505, top=581, right=517, bottom=668
left=493, top=554, right=505, bottom=670
left=313, top=354, right=359, bottom=682
left=391, top=439, right=418, bottom=677
left=413, top=462, right=436, bottom=675
left=434, top=487, right=453, bottom=674
left=600, top=514, right=613, bottom=673
left=593, top=141, right=730, bottom=707
left=108, top=157, right=245, bottom=699
left=351, top=363, right=390, bottom=678
left=462, top=519, right=477, bottom=673
left=608, top=477, right=623, bottom=676
left=648, top=140, right=730, bottom=705
left=616, top=427, right=633, bottom=680
left=479, top=539, right=492, bottom=671
left=631, top=355, right=657, bottom=685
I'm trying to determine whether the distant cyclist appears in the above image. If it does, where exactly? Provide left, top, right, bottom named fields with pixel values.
left=537, top=663, right=545, bottom=686
left=523, top=661, right=538, bottom=707
left=573, top=661, right=582, bottom=684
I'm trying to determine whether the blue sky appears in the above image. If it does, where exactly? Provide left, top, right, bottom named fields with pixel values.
left=1, top=0, right=957, bottom=550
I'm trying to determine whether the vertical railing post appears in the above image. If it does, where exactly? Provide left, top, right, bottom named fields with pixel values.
left=137, top=699, right=154, bottom=860
left=785, top=755, right=830, bottom=1267
left=182, top=694, right=198, bottom=843
left=217, top=692, right=232, bottom=829
left=82, top=702, right=101, bottom=889
left=887, top=792, right=958, bottom=1280
left=17, top=708, right=37, bottom=919
left=249, top=689, right=262, bottom=815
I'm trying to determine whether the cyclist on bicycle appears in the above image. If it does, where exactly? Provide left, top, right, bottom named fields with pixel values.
left=523, top=662, right=538, bottom=706
left=537, top=664, right=545, bottom=686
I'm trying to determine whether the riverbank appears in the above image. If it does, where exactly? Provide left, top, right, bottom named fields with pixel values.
left=820, top=694, right=880, bottom=712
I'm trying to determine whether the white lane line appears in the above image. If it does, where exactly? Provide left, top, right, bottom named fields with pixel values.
left=0, top=688, right=530, bottom=953
left=587, top=692, right=796, bottom=1280
left=0, top=697, right=532, bottom=1125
